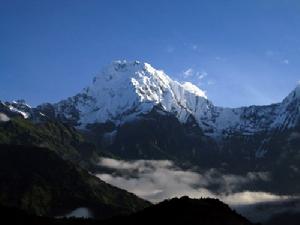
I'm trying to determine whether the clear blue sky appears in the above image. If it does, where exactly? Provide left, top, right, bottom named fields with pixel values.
left=1, top=0, right=300, bottom=107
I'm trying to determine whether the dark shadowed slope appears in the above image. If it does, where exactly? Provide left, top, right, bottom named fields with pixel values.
left=105, top=196, right=257, bottom=225
left=0, top=115, right=101, bottom=169
left=0, top=144, right=150, bottom=219
left=0, top=197, right=257, bottom=225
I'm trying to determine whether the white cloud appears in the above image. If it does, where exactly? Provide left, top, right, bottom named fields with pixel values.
left=166, top=46, right=175, bottom=53
left=207, top=80, right=215, bottom=85
left=0, top=113, right=10, bottom=122
left=197, top=71, right=208, bottom=80
left=223, top=191, right=289, bottom=206
left=96, top=158, right=287, bottom=206
left=282, top=59, right=289, bottom=64
left=191, top=44, right=198, bottom=51
left=265, top=50, right=276, bottom=57
left=183, top=68, right=194, bottom=78
left=215, top=56, right=227, bottom=61
left=183, top=43, right=200, bottom=51
left=64, top=208, right=93, bottom=219
left=96, top=158, right=300, bottom=223
left=182, top=68, right=208, bottom=81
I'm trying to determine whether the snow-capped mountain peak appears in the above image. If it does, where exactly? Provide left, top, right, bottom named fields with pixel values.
left=89, top=60, right=174, bottom=105
left=0, top=99, right=47, bottom=121
left=181, top=82, right=207, bottom=98
left=35, top=60, right=300, bottom=138
left=284, top=84, right=300, bottom=103
left=3, top=100, right=31, bottom=119
left=53, top=60, right=209, bottom=127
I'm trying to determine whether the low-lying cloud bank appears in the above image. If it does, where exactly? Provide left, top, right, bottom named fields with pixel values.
left=0, top=113, right=10, bottom=122
left=96, top=158, right=291, bottom=205
left=96, top=158, right=300, bottom=222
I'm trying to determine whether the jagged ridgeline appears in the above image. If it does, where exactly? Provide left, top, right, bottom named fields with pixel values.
left=0, top=113, right=97, bottom=168
left=2, top=61, right=300, bottom=194
left=0, top=101, right=150, bottom=218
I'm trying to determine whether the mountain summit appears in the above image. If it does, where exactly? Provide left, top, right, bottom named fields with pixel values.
left=2, top=60, right=300, bottom=193
left=50, top=60, right=209, bottom=128
left=3, top=61, right=300, bottom=138
left=41, top=61, right=299, bottom=137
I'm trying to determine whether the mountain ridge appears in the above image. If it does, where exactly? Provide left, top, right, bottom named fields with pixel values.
left=2, top=61, right=300, bottom=169
left=3, top=60, right=300, bottom=137
left=0, top=144, right=150, bottom=218
left=33, top=60, right=300, bottom=137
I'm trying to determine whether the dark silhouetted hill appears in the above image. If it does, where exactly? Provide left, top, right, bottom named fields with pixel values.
left=0, top=144, right=150, bottom=219
left=105, top=196, right=257, bottom=225
left=0, top=197, right=257, bottom=225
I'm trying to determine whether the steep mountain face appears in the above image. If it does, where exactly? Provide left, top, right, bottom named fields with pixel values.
left=3, top=60, right=300, bottom=182
left=36, top=60, right=300, bottom=137
left=0, top=100, right=47, bottom=122
left=39, top=61, right=209, bottom=129
left=99, top=109, right=220, bottom=168
left=0, top=145, right=150, bottom=218
left=4, top=61, right=299, bottom=138
left=0, top=111, right=101, bottom=169
left=4, top=61, right=300, bottom=223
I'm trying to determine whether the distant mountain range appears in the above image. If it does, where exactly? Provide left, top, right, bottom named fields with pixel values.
left=39, top=60, right=300, bottom=136
left=5, top=61, right=300, bottom=135
left=2, top=61, right=300, bottom=178
left=1, top=60, right=300, bottom=224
